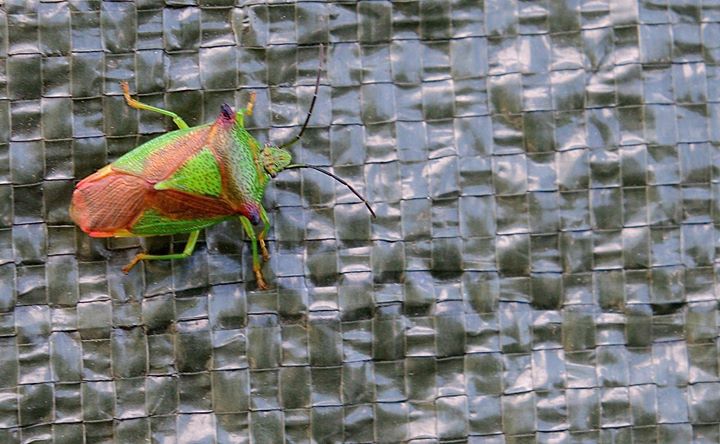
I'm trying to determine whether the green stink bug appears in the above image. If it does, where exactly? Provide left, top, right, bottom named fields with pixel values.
left=70, top=49, right=375, bottom=289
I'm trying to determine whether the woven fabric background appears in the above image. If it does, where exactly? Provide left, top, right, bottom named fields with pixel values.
left=1, top=1, right=720, bottom=442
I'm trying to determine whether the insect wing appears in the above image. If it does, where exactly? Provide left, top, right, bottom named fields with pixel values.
left=70, top=167, right=148, bottom=237
left=111, top=125, right=211, bottom=181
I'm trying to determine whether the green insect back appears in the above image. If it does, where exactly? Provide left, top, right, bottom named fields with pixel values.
left=154, top=148, right=222, bottom=196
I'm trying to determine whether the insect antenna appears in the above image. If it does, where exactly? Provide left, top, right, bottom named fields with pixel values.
left=278, top=44, right=326, bottom=149
left=281, top=45, right=375, bottom=219
left=286, top=164, right=376, bottom=219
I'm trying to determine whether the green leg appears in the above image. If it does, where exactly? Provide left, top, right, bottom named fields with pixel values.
left=258, top=206, right=271, bottom=262
left=122, top=230, right=200, bottom=274
left=121, top=81, right=189, bottom=129
left=235, top=91, right=256, bottom=128
left=240, top=215, right=268, bottom=290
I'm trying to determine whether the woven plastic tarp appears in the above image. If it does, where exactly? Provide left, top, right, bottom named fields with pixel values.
left=2, top=1, right=720, bottom=442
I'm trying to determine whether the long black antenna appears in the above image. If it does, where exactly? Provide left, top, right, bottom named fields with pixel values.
left=279, top=44, right=326, bottom=149
left=286, top=164, right=376, bottom=218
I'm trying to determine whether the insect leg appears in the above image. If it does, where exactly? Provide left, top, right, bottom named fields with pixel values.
left=121, top=230, right=200, bottom=273
left=235, top=92, right=257, bottom=128
left=240, top=215, right=268, bottom=290
left=258, top=206, right=271, bottom=262
left=120, top=81, right=189, bottom=130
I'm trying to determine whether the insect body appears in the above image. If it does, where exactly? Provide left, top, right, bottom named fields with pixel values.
left=71, top=68, right=374, bottom=289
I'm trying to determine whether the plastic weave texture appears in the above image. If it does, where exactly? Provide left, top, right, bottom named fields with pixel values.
left=1, top=1, right=720, bottom=443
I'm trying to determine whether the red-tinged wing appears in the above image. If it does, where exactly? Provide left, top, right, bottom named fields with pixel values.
left=150, top=188, right=235, bottom=219
left=70, top=167, right=237, bottom=237
left=70, top=170, right=148, bottom=236
left=111, top=125, right=212, bottom=182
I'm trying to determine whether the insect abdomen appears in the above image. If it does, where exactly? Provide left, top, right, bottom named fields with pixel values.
left=128, top=210, right=230, bottom=236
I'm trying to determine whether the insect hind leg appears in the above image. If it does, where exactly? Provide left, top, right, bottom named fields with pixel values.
left=122, top=230, right=200, bottom=273
left=120, top=81, right=189, bottom=130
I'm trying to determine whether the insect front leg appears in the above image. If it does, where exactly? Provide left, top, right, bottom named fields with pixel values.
left=122, top=230, right=200, bottom=274
left=239, top=215, right=268, bottom=290
left=120, top=81, right=189, bottom=130
left=258, top=206, right=271, bottom=262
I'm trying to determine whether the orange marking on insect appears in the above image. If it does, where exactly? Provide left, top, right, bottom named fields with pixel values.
left=95, top=164, right=114, bottom=178
left=87, top=229, right=134, bottom=238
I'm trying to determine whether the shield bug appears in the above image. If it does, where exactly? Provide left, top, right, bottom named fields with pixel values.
left=70, top=47, right=375, bottom=289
